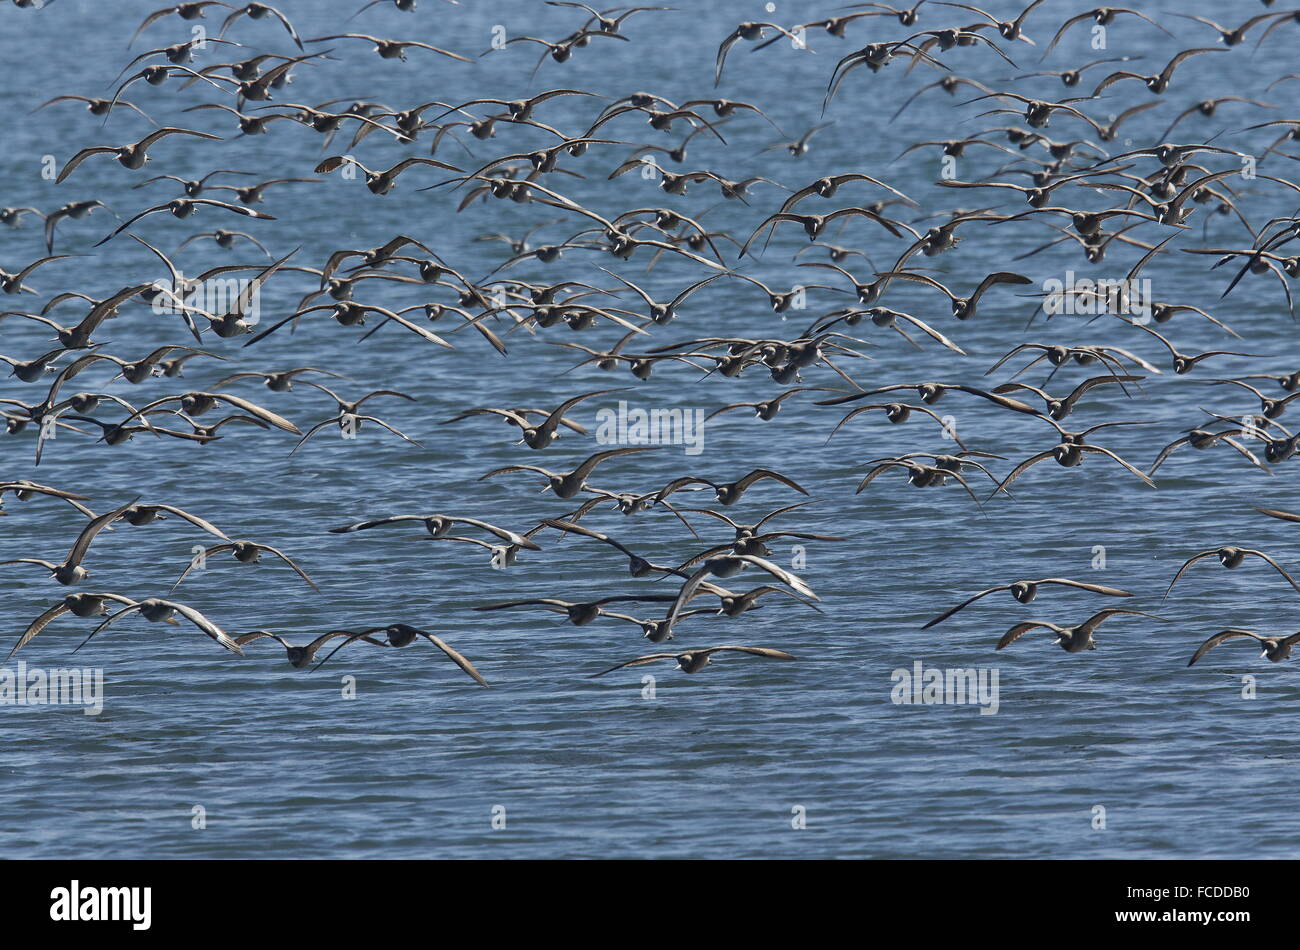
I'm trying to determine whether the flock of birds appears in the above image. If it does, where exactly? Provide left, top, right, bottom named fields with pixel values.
left=3, top=0, right=1300, bottom=689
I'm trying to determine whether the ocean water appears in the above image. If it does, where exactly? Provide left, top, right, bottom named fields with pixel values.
left=0, top=0, right=1298, bottom=858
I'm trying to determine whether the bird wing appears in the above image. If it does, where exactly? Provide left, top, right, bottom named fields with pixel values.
left=921, top=586, right=1010, bottom=629
left=1060, top=376, right=1143, bottom=415
left=149, top=504, right=230, bottom=541
left=10, top=601, right=71, bottom=658
left=257, top=545, right=320, bottom=591
left=751, top=499, right=818, bottom=531
left=667, top=564, right=716, bottom=628
left=0, top=558, right=59, bottom=571
left=540, top=387, right=622, bottom=439
left=479, top=463, right=552, bottom=481
left=405, top=41, right=472, bottom=62
left=1256, top=507, right=1300, bottom=524
left=203, top=392, right=300, bottom=433
left=306, top=628, right=390, bottom=668
left=1160, top=47, right=1220, bottom=84
left=1188, top=629, right=1261, bottom=667
left=996, top=621, right=1059, bottom=650
left=233, top=3, right=302, bottom=47
left=94, top=203, right=177, bottom=246
left=75, top=601, right=144, bottom=653
left=735, top=468, right=809, bottom=496
left=653, top=475, right=714, bottom=503
left=66, top=496, right=140, bottom=567
left=352, top=414, right=422, bottom=447
left=714, top=30, right=743, bottom=85
left=234, top=630, right=285, bottom=648
left=589, top=653, right=678, bottom=677
left=1247, top=550, right=1300, bottom=593
left=1080, top=444, right=1156, bottom=487
left=1146, top=436, right=1192, bottom=476
left=971, top=270, right=1033, bottom=302
left=328, top=515, right=425, bottom=533
left=1164, top=550, right=1217, bottom=599
left=166, top=601, right=242, bottom=654
left=1035, top=578, right=1134, bottom=597
left=288, top=416, right=342, bottom=455
left=138, top=126, right=221, bottom=151
left=573, top=446, right=654, bottom=482
left=989, top=449, right=1053, bottom=497
left=419, top=632, right=488, bottom=686
left=675, top=542, right=734, bottom=571
left=736, top=554, right=817, bottom=599
left=474, top=599, right=570, bottom=611
left=895, top=312, right=967, bottom=354
left=1042, top=11, right=1091, bottom=55
left=703, top=645, right=797, bottom=661
left=171, top=542, right=233, bottom=590
left=55, top=147, right=119, bottom=184
left=1078, top=608, right=1165, bottom=634
left=449, top=516, right=542, bottom=550
left=363, top=305, right=454, bottom=348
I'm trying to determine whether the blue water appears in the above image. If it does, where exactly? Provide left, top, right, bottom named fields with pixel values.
left=0, top=0, right=1298, bottom=858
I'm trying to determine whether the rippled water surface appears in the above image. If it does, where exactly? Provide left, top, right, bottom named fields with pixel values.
left=1, top=0, right=1299, bottom=858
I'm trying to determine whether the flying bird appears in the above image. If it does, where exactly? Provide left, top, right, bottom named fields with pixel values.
left=1188, top=629, right=1300, bottom=666
left=923, top=578, right=1135, bottom=629
left=56, top=128, right=221, bottom=183
left=591, top=644, right=796, bottom=676
left=996, top=608, right=1166, bottom=652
